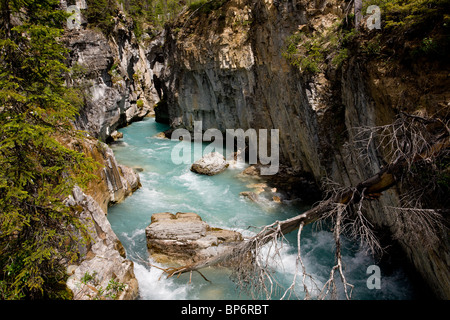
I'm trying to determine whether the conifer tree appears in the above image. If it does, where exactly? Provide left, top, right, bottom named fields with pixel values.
left=0, top=0, right=96, bottom=299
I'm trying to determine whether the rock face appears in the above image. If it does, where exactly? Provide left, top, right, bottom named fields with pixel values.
left=59, top=114, right=142, bottom=300
left=59, top=8, right=171, bottom=301
left=62, top=136, right=141, bottom=214
left=64, top=15, right=161, bottom=142
left=190, top=152, right=229, bottom=175
left=65, top=186, right=139, bottom=300
left=155, top=0, right=450, bottom=298
left=145, top=212, right=243, bottom=266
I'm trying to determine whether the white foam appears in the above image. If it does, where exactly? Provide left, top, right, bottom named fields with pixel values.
left=108, top=119, right=415, bottom=300
left=120, top=229, right=144, bottom=247
left=134, top=263, right=194, bottom=300
left=227, top=159, right=248, bottom=171
left=154, top=146, right=171, bottom=151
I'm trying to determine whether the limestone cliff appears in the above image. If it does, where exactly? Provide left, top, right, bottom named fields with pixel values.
left=60, top=12, right=157, bottom=298
left=64, top=12, right=160, bottom=142
left=154, top=0, right=450, bottom=298
left=65, top=185, right=139, bottom=300
left=59, top=135, right=140, bottom=299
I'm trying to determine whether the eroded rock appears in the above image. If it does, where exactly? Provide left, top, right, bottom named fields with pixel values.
left=145, top=212, right=242, bottom=266
left=239, top=191, right=259, bottom=203
left=65, top=186, right=139, bottom=300
left=190, top=152, right=229, bottom=176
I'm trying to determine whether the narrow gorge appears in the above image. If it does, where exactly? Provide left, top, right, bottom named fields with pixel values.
left=60, top=0, right=450, bottom=300
left=0, top=0, right=448, bottom=301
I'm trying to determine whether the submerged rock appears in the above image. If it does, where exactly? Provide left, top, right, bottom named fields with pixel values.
left=272, top=196, right=281, bottom=203
left=111, top=130, right=123, bottom=141
left=238, top=165, right=261, bottom=179
left=239, top=191, right=259, bottom=203
left=154, top=131, right=168, bottom=139
left=190, top=152, right=229, bottom=176
left=145, top=212, right=242, bottom=266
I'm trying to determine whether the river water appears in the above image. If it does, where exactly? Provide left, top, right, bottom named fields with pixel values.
left=107, top=117, right=418, bottom=300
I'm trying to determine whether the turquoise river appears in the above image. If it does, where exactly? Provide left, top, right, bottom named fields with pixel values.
left=107, top=117, right=422, bottom=300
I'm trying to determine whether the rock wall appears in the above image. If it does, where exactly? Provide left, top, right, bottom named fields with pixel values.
left=64, top=12, right=161, bottom=142
left=155, top=0, right=450, bottom=298
left=65, top=186, right=139, bottom=300
left=60, top=136, right=141, bottom=299
left=60, top=11, right=160, bottom=298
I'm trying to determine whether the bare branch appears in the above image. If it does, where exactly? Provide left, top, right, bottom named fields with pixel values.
left=157, top=113, right=448, bottom=300
left=319, top=205, right=354, bottom=300
left=388, top=206, right=448, bottom=249
left=280, top=222, right=320, bottom=300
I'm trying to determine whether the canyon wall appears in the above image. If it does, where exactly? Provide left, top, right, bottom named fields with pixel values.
left=60, top=13, right=159, bottom=299
left=64, top=12, right=160, bottom=142
left=155, top=0, right=450, bottom=298
left=59, top=134, right=141, bottom=299
left=60, top=0, right=449, bottom=299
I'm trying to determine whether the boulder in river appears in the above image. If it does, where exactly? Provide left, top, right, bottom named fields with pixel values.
left=190, top=152, right=229, bottom=176
left=110, top=130, right=123, bottom=141
left=239, top=191, right=259, bottom=202
left=145, top=212, right=243, bottom=266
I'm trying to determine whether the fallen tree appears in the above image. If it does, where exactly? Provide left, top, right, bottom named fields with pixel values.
left=161, top=113, right=449, bottom=299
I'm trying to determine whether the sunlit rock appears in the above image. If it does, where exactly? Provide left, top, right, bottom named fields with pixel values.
left=190, top=152, right=229, bottom=176
left=145, top=212, right=242, bottom=266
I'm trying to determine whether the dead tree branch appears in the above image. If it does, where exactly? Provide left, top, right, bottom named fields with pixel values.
left=160, top=114, right=449, bottom=299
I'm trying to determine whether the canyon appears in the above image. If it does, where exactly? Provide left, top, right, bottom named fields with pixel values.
left=65, top=0, right=449, bottom=299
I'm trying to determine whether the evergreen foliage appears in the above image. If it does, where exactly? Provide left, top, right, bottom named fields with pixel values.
left=363, top=0, right=450, bottom=58
left=283, top=0, right=450, bottom=73
left=85, top=0, right=118, bottom=35
left=0, top=0, right=96, bottom=299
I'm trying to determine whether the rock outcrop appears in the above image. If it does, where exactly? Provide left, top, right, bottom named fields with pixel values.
left=145, top=212, right=243, bottom=266
left=190, top=152, right=229, bottom=175
left=58, top=136, right=141, bottom=300
left=65, top=186, right=139, bottom=300
left=59, top=16, right=155, bottom=296
left=58, top=5, right=167, bottom=301
left=64, top=14, right=160, bottom=142
left=62, top=136, right=141, bottom=214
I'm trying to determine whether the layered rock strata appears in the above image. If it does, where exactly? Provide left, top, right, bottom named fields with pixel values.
left=64, top=15, right=160, bottom=142
left=146, top=212, right=243, bottom=266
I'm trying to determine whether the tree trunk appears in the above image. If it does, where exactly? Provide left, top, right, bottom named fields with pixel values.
left=355, top=0, right=363, bottom=30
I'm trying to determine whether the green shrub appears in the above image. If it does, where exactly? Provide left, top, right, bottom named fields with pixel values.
left=85, top=0, right=118, bottom=35
left=282, top=32, right=325, bottom=74
left=79, top=271, right=126, bottom=300
left=363, top=0, right=449, bottom=30
left=332, top=48, right=349, bottom=68
left=189, top=0, right=225, bottom=13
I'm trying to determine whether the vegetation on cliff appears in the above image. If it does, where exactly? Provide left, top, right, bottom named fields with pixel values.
left=284, top=0, right=450, bottom=74
left=84, top=0, right=227, bottom=38
left=0, top=0, right=97, bottom=299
